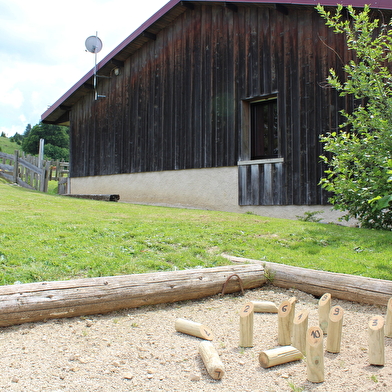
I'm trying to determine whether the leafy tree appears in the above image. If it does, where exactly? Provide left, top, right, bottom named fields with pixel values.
left=44, top=144, right=70, bottom=161
left=10, top=125, right=32, bottom=145
left=24, top=124, right=32, bottom=138
left=0, top=132, right=6, bottom=138
left=22, top=122, right=69, bottom=161
left=317, top=4, right=392, bottom=230
left=10, top=132, right=24, bottom=145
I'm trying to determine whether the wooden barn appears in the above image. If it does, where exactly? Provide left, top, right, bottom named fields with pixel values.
left=41, top=0, right=392, bottom=220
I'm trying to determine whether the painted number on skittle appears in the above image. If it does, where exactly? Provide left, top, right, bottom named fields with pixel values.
left=311, top=329, right=321, bottom=339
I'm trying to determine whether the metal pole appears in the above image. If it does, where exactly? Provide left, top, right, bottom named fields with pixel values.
left=94, top=31, right=98, bottom=100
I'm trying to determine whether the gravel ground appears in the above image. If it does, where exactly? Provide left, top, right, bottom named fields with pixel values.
left=1, top=285, right=391, bottom=391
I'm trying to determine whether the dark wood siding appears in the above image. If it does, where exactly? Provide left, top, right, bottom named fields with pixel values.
left=70, top=3, right=352, bottom=205
left=239, top=163, right=285, bottom=205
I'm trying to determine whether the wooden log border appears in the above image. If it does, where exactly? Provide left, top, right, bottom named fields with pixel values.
left=0, top=264, right=265, bottom=327
left=1, top=255, right=392, bottom=328
left=223, top=255, right=392, bottom=306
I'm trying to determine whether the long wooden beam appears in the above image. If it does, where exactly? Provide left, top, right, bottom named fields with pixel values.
left=0, top=264, right=265, bottom=327
left=223, top=255, right=392, bottom=306
left=2, top=256, right=390, bottom=328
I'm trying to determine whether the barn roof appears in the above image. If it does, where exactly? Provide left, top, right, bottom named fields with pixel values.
left=41, top=0, right=392, bottom=125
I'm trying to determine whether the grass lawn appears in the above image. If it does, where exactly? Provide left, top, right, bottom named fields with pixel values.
left=1, top=181, right=392, bottom=286
left=0, top=136, right=20, bottom=155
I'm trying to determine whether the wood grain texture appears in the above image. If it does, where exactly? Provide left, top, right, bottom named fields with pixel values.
left=0, top=264, right=265, bottom=327
left=326, top=305, right=344, bottom=353
left=239, top=302, right=254, bottom=347
left=292, top=309, right=309, bottom=354
left=318, top=292, right=331, bottom=334
left=199, top=341, right=225, bottom=380
left=175, top=318, right=214, bottom=340
left=223, top=255, right=392, bottom=306
left=251, top=300, right=278, bottom=313
left=259, top=346, right=303, bottom=368
left=368, top=315, right=385, bottom=366
left=385, top=298, right=392, bottom=338
left=306, top=326, right=324, bottom=383
left=68, top=3, right=358, bottom=206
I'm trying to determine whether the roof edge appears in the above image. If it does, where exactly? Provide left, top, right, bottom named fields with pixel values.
left=41, top=0, right=181, bottom=122
left=41, top=0, right=392, bottom=123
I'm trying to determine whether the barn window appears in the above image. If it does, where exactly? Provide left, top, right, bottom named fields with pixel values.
left=250, top=98, right=278, bottom=159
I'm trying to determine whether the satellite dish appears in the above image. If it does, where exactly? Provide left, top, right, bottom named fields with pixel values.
left=85, top=35, right=103, bottom=53
left=85, top=33, right=105, bottom=100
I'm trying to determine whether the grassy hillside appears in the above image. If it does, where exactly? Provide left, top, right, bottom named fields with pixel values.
left=1, top=183, right=392, bottom=286
left=0, top=136, right=21, bottom=155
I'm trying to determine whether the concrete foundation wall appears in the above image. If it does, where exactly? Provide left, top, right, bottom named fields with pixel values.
left=70, top=167, right=353, bottom=225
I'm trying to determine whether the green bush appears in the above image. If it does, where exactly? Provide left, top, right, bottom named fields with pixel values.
left=317, top=4, right=392, bottom=230
left=44, top=144, right=69, bottom=161
left=22, top=123, right=69, bottom=161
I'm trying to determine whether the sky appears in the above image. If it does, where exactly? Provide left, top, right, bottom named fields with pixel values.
left=0, top=0, right=170, bottom=137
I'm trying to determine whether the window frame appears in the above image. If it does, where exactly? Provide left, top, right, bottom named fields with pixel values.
left=239, top=94, right=282, bottom=165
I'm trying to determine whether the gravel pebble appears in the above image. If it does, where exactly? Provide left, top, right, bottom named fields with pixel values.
left=0, top=285, right=391, bottom=391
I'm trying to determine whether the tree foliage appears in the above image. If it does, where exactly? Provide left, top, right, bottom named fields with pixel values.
left=9, top=133, right=23, bottom=145
left=317, top=4, right=392, bottom=230
left=9, top=125, right=32, bottom=145
left=24, top=124, right=32, bottom=138
left=22, top=123, right=69, bottom=161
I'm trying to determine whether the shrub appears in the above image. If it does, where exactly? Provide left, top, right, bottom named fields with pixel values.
left=317, top=4, right=392, bottom=230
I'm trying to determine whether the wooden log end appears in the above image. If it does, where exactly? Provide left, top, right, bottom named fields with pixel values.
left=369, top=315, right=384, bottom=332
left=293, top=309, right=309, bottom=325
left=278, top=300, right=292, bottom=317
left=200, top=325, right=214, bottom=341
left=251, top=300, right=278, bottom=313
left=368, top=315, right=385, bottom=366
left=239, top=302, right=254, bottom=347
left=326, top=306, right=344, bottom=354
left=239, top=302, right=254, bottom=318
left=307, top=326, right=324, bottom=347
left=175, top=318, right=214, bottom=340
left=259, top=346, right=303, bottom=368
left=306, top=326, right=325, bottom=383
left=329, top=305, right=344, bottom=323
left=199, top=341, right=225, bottom=380
left=319, top=293, right=331, bottom=305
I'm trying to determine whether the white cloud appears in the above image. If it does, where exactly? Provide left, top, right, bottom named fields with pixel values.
left=0, top=124, right=25, bottom=137
left=0, top=0, right=169, bottom=136
left=0, top=88, right=24, bottom=109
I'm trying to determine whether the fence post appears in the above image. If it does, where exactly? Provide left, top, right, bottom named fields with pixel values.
left=38, top=138, right=44, bottom=169
left=55, top=160, right=60, bottom=180
left=43, top=161, right=50, bottom=192
left=13, top=150, right=19, bottom=184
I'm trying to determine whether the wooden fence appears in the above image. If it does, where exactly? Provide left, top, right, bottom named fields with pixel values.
left=49, top=161, right=70, bottom=194
left=49, top=160, right=69, bottom=181
left=0, top=151, right=69, bottom=193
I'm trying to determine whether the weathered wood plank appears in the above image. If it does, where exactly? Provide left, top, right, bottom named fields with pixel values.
left=0, top=264, right=265, bottom=327
left=223, top=255, right=392, bottom=306
left=0, top=163, right=13, bottom=172
left=0, top=171, right=13, bottom=182
left=68, top=3, right=359, bottom=206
